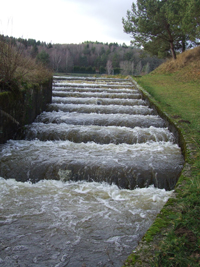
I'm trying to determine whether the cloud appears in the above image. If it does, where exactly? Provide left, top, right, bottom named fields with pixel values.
left=0, top=0, right=134, bottom=44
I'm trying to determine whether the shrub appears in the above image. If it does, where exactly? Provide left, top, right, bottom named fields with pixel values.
left=0, top=39, right=52, bottom=92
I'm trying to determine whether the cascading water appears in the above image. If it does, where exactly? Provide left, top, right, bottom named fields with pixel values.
left=0, top=76, right=184, bottom=266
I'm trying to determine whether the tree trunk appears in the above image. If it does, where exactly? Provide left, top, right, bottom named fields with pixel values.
left=169, top=41, right=177, bottom=60
left=182, top=37, right=186, bottom=52
left=166, top=23, right=177, bottom=60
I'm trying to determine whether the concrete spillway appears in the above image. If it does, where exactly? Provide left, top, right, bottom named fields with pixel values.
left=1, top=76, right=184, bottom=189
left=0, top=76, right=184, bottom=267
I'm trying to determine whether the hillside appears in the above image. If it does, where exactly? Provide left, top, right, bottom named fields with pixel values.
left=124, top=47, right=200, bottom=266
left=152, top=46, right=200, bottom=82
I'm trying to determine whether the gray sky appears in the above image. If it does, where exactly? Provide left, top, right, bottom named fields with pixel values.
left=0, top=0, right=135, bottom=45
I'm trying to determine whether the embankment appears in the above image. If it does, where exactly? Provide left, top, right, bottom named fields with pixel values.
left=128, top=76, right=185, bottom=154
left=0, top=79, right=52, bottom=143
left=124, top=66, right=200, bottom=266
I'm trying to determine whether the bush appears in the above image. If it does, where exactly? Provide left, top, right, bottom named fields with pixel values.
left=0, top=39, right=52, bottom=92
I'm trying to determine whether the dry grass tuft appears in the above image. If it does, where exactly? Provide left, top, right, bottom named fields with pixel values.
left=151, top=46, right=200, bottom=82
left=0, top=40, right=52, bottom=92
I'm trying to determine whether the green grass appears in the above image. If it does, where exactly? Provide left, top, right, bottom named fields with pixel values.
left=137, top=74, right=200, bottom=141
left=123, top=59, right=200, bottom=266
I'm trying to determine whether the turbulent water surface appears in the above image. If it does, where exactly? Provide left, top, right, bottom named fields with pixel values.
left=0, top=179, right=173, bottom=267
left=0, top=76, right=184, bottom=266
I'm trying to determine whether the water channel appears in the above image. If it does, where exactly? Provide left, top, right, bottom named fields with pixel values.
left=0, top=76, right=184, bottom=266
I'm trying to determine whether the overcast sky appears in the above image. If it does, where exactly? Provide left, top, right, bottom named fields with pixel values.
left=0, top=0, right=135, bottom=45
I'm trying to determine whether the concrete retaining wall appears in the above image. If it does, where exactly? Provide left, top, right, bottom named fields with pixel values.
left=0, top=79, right=52, bottom=144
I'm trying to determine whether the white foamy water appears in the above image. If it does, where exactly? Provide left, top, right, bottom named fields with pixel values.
left=35, top=111, right=165, bottom=128
left=0, top=178, right=173, bottom=267
left=53, top=86, right=136, bottom=94
left=52, top=90, right=141, bottom=99
left=0, top=139, right=184, bottom=188
left=53, top=76, right=132, bottom=84
left=53, top=82, right=133, bottom=89
left=47, top=103, right=153, bottom=115
left=52, top=96, right=146, bottom=106
left=25, top=124, right=174, bottom=144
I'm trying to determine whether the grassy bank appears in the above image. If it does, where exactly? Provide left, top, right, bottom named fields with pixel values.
left=124, top=47, right=200, bottom=266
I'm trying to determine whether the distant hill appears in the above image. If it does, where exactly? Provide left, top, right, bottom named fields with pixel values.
left=151, top=46, right=200, bottom=82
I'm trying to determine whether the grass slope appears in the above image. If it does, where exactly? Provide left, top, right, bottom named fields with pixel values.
left=124, top=47, right=200, bottom=266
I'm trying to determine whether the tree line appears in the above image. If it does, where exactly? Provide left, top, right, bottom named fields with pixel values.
left=0, top=35, right=164, bottom=75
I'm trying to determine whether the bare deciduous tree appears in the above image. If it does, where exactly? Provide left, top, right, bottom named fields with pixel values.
left=106, top=60, right=113, bottom=75
left=120, top=61, right=134, bottom=75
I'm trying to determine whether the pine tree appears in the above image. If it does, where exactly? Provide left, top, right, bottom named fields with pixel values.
left=122, top=0, right=200, bottom=60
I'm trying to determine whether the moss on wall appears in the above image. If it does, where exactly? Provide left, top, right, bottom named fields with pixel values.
left=0, top=78, right=52, bottom=143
